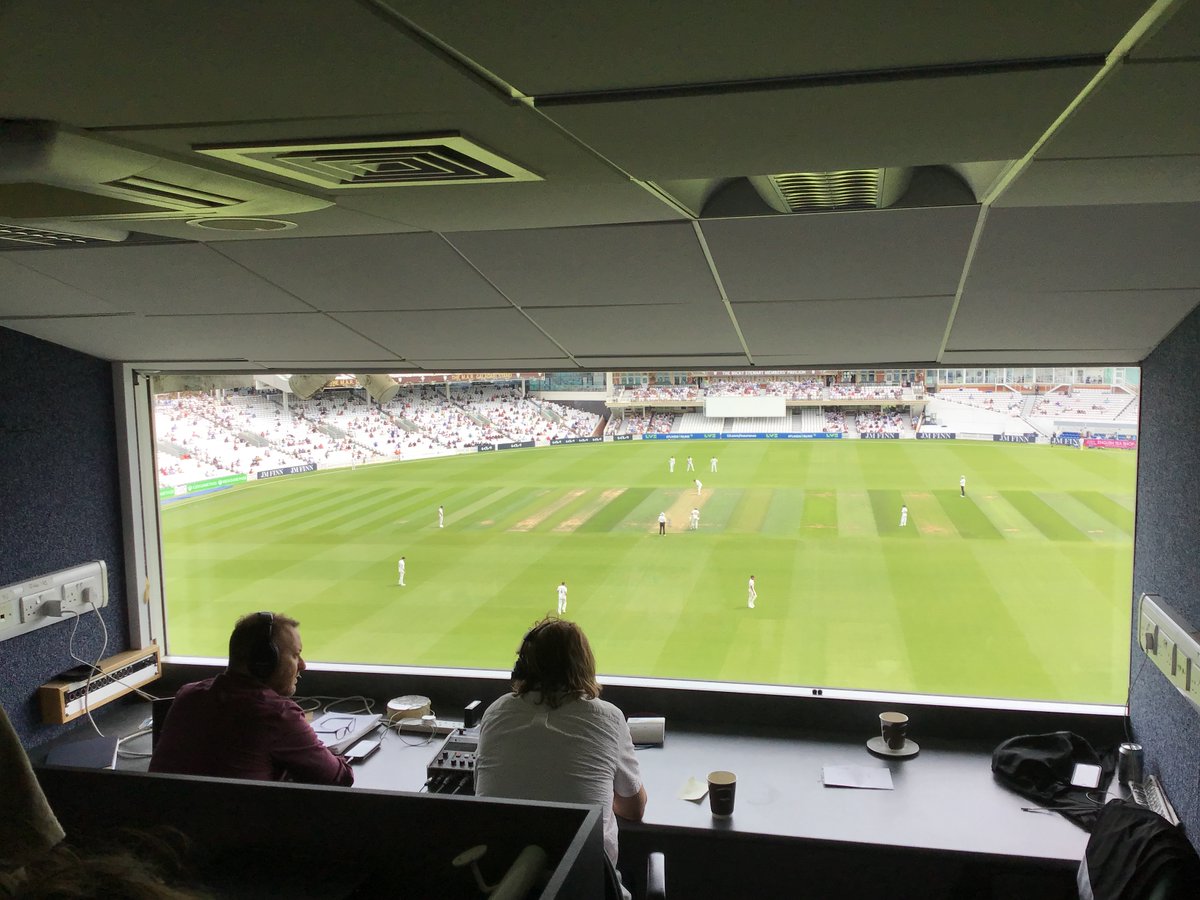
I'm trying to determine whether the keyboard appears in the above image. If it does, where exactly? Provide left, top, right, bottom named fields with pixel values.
left=1129, top=775, right=1180, bottom=827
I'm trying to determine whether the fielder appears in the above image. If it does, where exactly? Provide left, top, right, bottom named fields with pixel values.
left=690, top=507, right=699, bottom=530
left=438, top=504, right=445, bottom=527
left=668, top=456, right=675, bottom=473
left=695, top=478, right=703, bottom=496
left=960, top=475, right=966, bottom=498
left=397, top=556, right=406, bottom=586
left=747, top=575, right=757, bottom=610
left=899, top=505, right=908, bottom=527
left=557, top=581, right=568, bottom=615
left=686, top=456, right=695, bottom=472
left=710, top=456, right=718, bottom=473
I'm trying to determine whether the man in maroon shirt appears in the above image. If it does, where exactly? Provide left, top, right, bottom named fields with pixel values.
left=150, top=612, right=353, bottom=786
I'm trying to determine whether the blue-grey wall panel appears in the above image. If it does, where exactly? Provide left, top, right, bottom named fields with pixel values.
left=1132, top=303, right=1200, bottom=851
left=0, top=325, right=128, bottom=747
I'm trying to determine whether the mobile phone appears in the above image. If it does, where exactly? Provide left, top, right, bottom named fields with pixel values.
left=1070, top=762, right=1102, bottom=788
left=345, top=738, right=382, bottom=762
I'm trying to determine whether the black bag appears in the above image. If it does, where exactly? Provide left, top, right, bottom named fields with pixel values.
left=1078, top=799, right=1200, bottom=900
left=992, top=731, right=1109, bottom=829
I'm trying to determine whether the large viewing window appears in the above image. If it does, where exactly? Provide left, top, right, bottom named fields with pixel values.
left=141, top=367, right=1138, bottom=708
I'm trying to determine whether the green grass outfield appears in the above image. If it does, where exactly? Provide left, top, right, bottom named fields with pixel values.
left=161, top=440, right=1136, bottom=704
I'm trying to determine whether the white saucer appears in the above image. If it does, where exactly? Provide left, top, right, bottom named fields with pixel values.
left=867, top=736, right=920, bottom=758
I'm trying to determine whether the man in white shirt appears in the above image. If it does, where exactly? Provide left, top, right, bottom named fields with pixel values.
left=556, top=581, right=568, bottom=615
left=748, top=575, right=757, bottom=609
left=668, top=456, right=675, bottom=473
left=899, top=505, right=908, bottom=527
left=475, top=619, right=646, bottom=875
left=658, top=511, right=667, bottom=535
left=960, top=475, right=966, bottom=498
left=686, top=455, right=694, bottom=472
left=695, top=479, right=703, bottom=496
left=397, top=556, right=406, bottom=586
left=690, top=508, right=699, bottom=531
left=438, top=504, right=445, bottom=527
left=710, top=456, right=718, bottom=472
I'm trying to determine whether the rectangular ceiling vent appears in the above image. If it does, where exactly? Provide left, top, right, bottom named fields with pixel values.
left=197, top=134, right=543, bottom=189
left=104, top=176, right=242, bottom=212
left=750, top=168, right=913, bottom=212
left=0, top=222, right=125, bottom=248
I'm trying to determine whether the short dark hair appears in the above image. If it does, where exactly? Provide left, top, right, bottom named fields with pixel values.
left=228, top=612, right=299, bottom=673
left=511, top=618, right=600, bottom=708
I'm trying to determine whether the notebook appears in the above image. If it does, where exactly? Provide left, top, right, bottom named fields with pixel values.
left=309, top=712, right=382, bottom=754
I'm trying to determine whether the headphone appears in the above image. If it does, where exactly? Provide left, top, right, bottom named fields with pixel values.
left=247, top=611, right=279, bottom=680
left=511, top=622, right=549, bottom=682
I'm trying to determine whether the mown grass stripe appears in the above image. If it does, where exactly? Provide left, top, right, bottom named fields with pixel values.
left=576, top=486, right=654, bottom=532
left=727, top=488, right=772, bottom=533
left=1002, top=490, right=1089, bottom=542
left=932, top=490, right=1003, bottom=539
left=1069, top=490, right=1134, bottom=535
left=869, top=489, right=917, bottom=539
left=800, top=490, right=837, bottom=537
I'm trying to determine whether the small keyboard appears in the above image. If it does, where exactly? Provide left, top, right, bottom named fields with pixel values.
left=1129, top=774, right=1180, bottom=827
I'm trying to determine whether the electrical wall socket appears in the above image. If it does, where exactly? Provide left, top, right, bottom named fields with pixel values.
left=1139, top=593, right=1200, bottom=712
left=0, top=561, right=109, bottom=643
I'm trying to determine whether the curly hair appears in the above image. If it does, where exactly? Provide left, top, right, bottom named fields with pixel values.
left=510, top=618, right=601, bottom=709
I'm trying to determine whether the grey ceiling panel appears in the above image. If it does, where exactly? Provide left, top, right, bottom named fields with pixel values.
left=12, top=244, right=314, bottom=315
left=447, top=222, right=719, bottom=307
left=395, top=0, right=1140, bottom=94
left=0, top=257, right=122, bottom=316
left=967, top=204, right=1200, bottom=292
left=527, top=303, right=742, bottom=357
left=337, top=180, right=685, bottom=233
left=734, top=297, right=953, bottom=361
left=1131, top=1, right=1200, bottom=59
left=0, top=312, right=394, bottom=362
left=397, top=358, right=576, bottom=370
left=0, top=0, right=493, bottom=127
left=999, top=156, right=1200, bottom=207
left=213, top=234, right=512, bottom=312
left=250, top=360, right=420, bottom=370
left=1040, top=61, right=1200, bottom=158
left=949, top=289, right=1200, bottom=350
left=540, top=67, right=1100, bottom=180
left=578, top=355, right=750, bottom=369
left=703, top=207, right=978, bottom=301
left=330, top=309, right=566, bottom=360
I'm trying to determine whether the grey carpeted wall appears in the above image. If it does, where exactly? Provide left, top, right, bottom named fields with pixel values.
left=0, top=326, right=129, bottom=747
left=1132, top=302, right=1200, bottom=851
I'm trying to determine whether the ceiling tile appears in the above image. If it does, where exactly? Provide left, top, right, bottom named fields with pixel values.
left=214, top=234, right=512, bottom=312
left=527, top=303, right=741, bottom=356
left=999, top=156, right=1200, bottom=207
left=578, top=355, right=750, bottom=369
left=1040, top=61, right=1200, bottom=158
left=448, top=222, right=719, bottom=307
left=0, top=257, right=122, bottom=316
left=1130, top=1, right=1200, bottom=59
left=12, top=244, right=314, bottom=314
left=968, top=204, right=1200, bottom=292
left=541, top=67, right=1099, bottom=180
left=0, top=313, right=395, bottom=362
left=939, top=349, right=1147, bottom=364
left=949, top=289, right=1200, bottom=351
left=704, top=208, right=978, bottom=301
left=330, top=309, right=565, bottom=360
left=735, top=297, right=953, bottom=361
left=395, top=0, right=1140, bottom=94
left=0, top=0, right=493, bottom=126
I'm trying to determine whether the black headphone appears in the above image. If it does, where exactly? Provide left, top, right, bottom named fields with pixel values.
left=511, top=622, right=549, bottom=682
left=247, top=611, right=279, bottom=680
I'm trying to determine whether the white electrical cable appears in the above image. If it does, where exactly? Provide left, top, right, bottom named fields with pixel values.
left=64, top=604, right=108, bottom=737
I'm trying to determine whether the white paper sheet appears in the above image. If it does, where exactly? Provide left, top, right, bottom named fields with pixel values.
left=822, top=765, right=894, bottom=790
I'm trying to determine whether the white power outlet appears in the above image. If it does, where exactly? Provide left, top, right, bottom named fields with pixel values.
left=0, top=561, right=108, bottom=642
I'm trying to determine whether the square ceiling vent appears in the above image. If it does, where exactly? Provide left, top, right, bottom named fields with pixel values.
left=197, top=134, right=542, bottom=189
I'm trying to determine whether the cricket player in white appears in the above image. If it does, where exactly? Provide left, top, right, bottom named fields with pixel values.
left=557, top=581, right=568, bottom=615
left=668, top=456, right=675, bottom=473
left=899, top=505, right=908, bottom=527
left=398, top=556, right=406, bottom=586
left=959, top=475, right=966, bottom=498
left=690, top=508, right=699, bottom=530
left=747, top=575, right=756, bottom=609
left=438, top=504, right=445, bottom=527
left=658, top=511, right=667, bottom=535
left=710, top=456, right=717, bottom=472
left=686, top=456, right=695, bottom=472
left=695, top=479, right=702, bottom=496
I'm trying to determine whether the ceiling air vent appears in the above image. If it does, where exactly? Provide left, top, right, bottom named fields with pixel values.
left=197, top=134, right=542, bottom=189
left=749, top=168, right=913, bottom=212
left=0, top=221, right=127, bottom=247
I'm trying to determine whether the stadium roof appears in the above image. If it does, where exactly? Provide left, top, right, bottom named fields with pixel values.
left=0, top=1, right=1197, bottom=371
